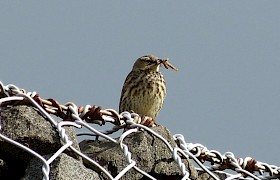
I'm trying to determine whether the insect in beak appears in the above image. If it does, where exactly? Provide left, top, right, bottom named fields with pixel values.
left=159, top=58, right=178, bottom=71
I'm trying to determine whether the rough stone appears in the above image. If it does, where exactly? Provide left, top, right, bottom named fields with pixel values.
left=80, top=125, right=198, bottom=180
left=0, top=158, right=9, bottom=179
left=198, top=172, right=227, bottom=180
left=22, top=153, right=100, bottom=180
left=0, top=104, right=223, bottom=179
left=0, top=105, right=81, bottom=179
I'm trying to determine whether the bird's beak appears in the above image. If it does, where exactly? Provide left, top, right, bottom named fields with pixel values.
left=156, top=59, right=162, bottom=65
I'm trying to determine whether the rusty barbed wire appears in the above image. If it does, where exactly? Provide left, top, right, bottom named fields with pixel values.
left=0, top=81, right=156, bottom=128
left=174, top=134, right=280, bottom=179
left=1, top=81, right=280, bottom=179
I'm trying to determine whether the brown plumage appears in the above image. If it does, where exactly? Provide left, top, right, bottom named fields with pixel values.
left=119, top=55, right=177, bottom=119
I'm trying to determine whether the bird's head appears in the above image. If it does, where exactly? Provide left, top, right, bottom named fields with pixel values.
left=132, top=55, right=178, bottom=72
left=132, top=55, right=162, bottom=72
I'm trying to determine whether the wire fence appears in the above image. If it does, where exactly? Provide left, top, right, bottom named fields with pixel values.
left=0, top=81, right=279, bottom=180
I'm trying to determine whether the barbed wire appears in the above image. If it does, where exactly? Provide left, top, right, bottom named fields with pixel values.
left=0, top=81, right=279, bottom=180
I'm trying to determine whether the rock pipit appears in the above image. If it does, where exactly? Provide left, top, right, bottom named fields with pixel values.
left=119, top=55, right=177, bottom=120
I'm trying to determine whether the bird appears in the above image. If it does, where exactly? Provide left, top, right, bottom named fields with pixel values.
left=119, top=55, right=177, bottom=120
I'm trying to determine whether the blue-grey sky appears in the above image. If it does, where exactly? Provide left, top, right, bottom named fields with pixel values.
left=1, top=1, right=280, bottom=166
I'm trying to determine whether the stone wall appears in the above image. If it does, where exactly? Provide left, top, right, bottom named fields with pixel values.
left=0, top=105, right=223, bottom=180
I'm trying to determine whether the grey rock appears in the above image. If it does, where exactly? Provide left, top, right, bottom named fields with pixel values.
left=23, top=153, right=100, bottom=180
left=0, top=104, right=224, bottom=179
left=0, top=158, right=9, bottom=179
left=198, top=172, right=227, bottom=180
left=0, top=105, right=81, bottom=179
left=80, top=125, right=198, bottom=180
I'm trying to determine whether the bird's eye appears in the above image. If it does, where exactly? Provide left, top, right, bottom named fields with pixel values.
left=144, top=60, right=152, bottom=65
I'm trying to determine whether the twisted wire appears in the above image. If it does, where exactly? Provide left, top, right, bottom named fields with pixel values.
left=0, top=81, right=279, bottom=180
